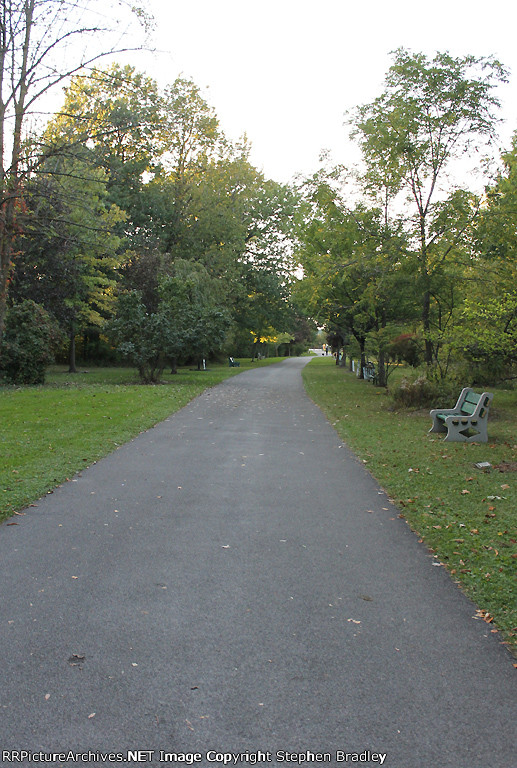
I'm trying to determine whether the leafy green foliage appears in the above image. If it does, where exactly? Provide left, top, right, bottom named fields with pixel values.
left=107, top=260, right=233, bottom=381
left=10, top=150, right=125, bottom=371
left=461, top=133, right=517, bottom=375
left=105, top=292, right=171, bottom=383
left=349, top=49, right=508, bottom=367
left=294, top=172, right=411, bottom=381
left=0, top=301, right=61, bottom=384
left=387, top=333, right=423, bottom=367
left=159, top=260, right=231, bottom=366
left=12, top=63, right=300, bottom=374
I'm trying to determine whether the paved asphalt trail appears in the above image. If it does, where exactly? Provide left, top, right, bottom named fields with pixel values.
left=0, top=358, right=515, bottom=767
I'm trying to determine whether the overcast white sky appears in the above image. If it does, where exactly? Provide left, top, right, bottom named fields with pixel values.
left=137, top=0, right=517, bottom=184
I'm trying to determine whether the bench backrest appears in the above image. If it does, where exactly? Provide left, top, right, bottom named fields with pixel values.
left=460, top=390, right=491, bottom=417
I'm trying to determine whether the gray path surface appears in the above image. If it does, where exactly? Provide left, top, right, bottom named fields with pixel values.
left=0, top=358, right=515, bottom=767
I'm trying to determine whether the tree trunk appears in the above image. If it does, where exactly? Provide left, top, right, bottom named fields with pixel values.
left=0, top=269, right=7, bottom=350
left=377, top=311, right=387, bottom=386
left=359, top=338, right=366, bottom=378
left=419, top=212, right=434, bottom=366
left=377, top=347, right=386, bottom=387
left=68, top=331, right=77, bottom=373
left=422, top=288, right=433, bottom=365
left=0, top=0, right=35, bottom=341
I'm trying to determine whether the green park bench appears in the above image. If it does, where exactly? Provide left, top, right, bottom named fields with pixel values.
left=228, top=357, right=240, bottom=367
left=429, top=387, right=493, bottom=443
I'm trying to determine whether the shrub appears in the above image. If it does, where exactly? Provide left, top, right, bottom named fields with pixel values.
left=0, top=300, right=61, bottom=385
left=387, top=333, right=423, bottom=367
left=105, top=292, right=170, bottom=383
left=390, top=374, right=460, bottom=409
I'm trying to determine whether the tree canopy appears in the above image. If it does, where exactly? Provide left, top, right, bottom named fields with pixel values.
left=295, top=48, right=515, bottom=386
left=2, top=39, right=516, bottom=386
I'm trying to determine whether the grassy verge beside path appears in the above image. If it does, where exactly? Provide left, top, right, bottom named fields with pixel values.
left=0, top=358, right=283, bottom=522
left=302, top=356, right=517, bottom=657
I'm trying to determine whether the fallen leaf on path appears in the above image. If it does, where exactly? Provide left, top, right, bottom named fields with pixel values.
left=474, top=609, right=494, bottom=623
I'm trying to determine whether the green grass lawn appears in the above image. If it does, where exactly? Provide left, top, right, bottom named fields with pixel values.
left=302, top=356, right=517, bottom=656
left=0, top=358, right=283, bottom=521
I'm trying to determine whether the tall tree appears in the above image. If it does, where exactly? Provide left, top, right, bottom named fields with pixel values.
left=294, top=173, right=410, bottom=381
left=350, top=48, right=508, bottom=364
left=158, top=259, right=231, bottom=370
left=0, top=0, right=149, bottom=342
left=45, top=63, right=162, bottom=241
left=10, top=149, right=125, bottom=370
left=462, top=134, right=517, bottom=374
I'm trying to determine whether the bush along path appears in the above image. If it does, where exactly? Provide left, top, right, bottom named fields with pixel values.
left=302, top=357, right=517, bottom=657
